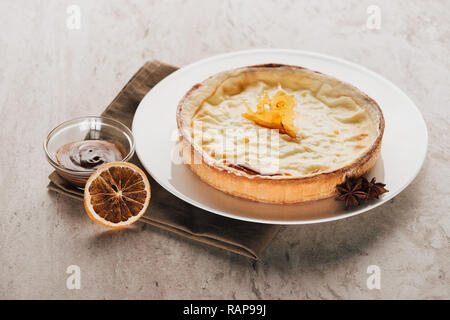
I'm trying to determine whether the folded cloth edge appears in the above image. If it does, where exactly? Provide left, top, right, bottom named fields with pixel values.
left=47, top=178, right=262, bottom=259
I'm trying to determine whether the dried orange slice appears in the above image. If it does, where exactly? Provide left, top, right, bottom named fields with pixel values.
left=84, top=162, right=151, bottom=228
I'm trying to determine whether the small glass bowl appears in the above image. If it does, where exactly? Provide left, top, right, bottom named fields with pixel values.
left=44, top=116, right=135, bottom=188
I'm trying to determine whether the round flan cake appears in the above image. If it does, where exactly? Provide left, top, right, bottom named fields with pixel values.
left=176, top=64, right=384, bottom=203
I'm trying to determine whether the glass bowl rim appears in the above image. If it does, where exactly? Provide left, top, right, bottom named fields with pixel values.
left=44, top=116, right=136, bottom=174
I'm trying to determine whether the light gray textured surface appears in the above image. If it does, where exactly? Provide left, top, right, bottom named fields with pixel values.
left=0, top=0, right=449, bottom=299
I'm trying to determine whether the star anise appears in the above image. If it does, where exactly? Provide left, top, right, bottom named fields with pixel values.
left=361, top=177, right=389, bottom=199
left=336, top=178, right=369, bottom=208
left=336, top=176, right=389, bottom=208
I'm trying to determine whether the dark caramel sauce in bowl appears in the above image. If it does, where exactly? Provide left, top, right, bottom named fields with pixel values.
left=53, top=140, right=126, bottom=187
left=44, top=116, right=135, bottom=188
left=56, top=140, right=124, bottom=171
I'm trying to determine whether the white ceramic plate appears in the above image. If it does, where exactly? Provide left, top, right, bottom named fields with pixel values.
left=133, top=49, right=428, bottom=224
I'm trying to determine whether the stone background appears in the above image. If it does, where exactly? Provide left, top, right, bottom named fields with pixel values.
left=0, top=0, right=448, bottom=299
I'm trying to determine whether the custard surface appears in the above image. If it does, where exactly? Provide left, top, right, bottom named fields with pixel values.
left=179, top=66, right=381, bottom=178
